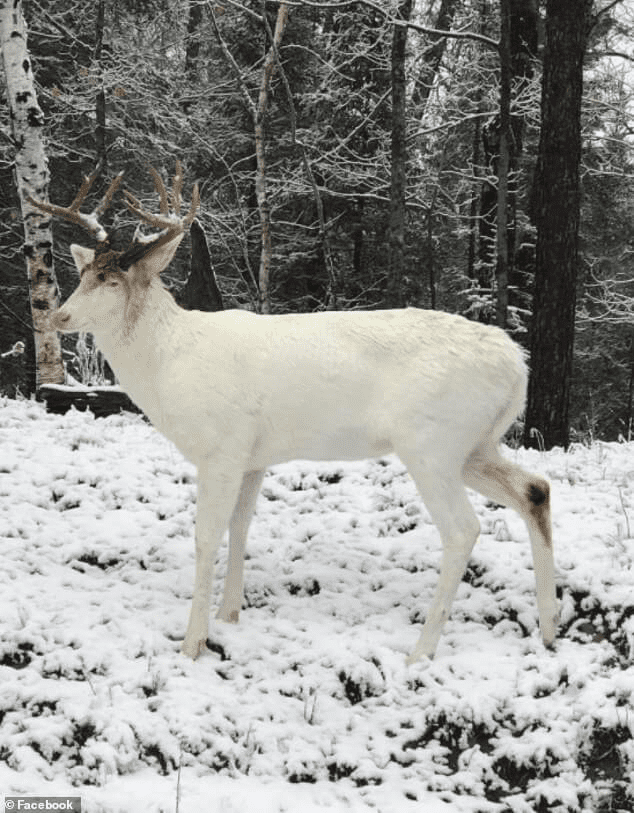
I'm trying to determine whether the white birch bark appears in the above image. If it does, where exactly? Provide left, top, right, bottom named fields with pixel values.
left=0, top=0, right=63, bottom=386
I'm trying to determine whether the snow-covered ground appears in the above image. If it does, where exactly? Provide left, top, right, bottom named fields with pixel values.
left=0, top=395, right=632, bottom=813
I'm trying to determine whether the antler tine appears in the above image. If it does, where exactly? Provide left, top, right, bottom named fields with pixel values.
left=170, top=160, right=183, bottom=216
left=148, top=166, right=170, bottom=216
left=69, top=168, right=99, bottom=212
left=182, top=182, right=200, bottom=228
left=94, top=171, right=124, bottom=218
left=123, top=188, right=179, bottom=232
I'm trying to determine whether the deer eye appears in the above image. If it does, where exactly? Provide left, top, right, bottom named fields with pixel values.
left=97, top=271, right=106, bottom=282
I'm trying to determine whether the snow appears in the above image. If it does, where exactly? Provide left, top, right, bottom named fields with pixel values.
left=0, top=395, right=632, bottom=812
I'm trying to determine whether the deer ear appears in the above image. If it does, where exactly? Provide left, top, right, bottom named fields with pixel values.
left=70, top=244, right=95, bottom=273
left=134, top=232, right=184, bottom=278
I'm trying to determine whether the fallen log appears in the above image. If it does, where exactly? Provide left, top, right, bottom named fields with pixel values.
left=39, top=384, right=142, bottom=418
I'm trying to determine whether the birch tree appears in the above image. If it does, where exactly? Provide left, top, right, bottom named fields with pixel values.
left=0, top=0, right=63, bottom=387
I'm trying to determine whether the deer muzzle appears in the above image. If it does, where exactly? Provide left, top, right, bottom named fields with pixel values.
left=50, top=308, right=73, bottom=332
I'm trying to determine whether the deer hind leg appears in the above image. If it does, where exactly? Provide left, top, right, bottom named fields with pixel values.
left=216, top=469, right=266, bottom=624
left=462, top=444, right=558, bottom=648
left=181, top=461, right=245, bottom=659
left=400, top=457, right=481, bottom=664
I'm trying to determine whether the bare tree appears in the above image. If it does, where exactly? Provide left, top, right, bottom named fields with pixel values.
left=210, top=2, right=289, bottom=314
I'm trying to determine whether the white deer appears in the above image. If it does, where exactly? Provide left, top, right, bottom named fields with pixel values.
left=31, top=166, right=558, bottom=664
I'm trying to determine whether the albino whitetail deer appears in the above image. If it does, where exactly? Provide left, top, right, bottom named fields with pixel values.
left=30, top=165, right=557, bottom=664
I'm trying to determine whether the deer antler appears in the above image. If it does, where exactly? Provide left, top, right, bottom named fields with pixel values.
left=115, top=162, right=199, bottom=270
left=27, top=167, right=124, bottom=243
left=27, top=162, right=199, bottom=272
left=123, top=161, right=199, bottom=239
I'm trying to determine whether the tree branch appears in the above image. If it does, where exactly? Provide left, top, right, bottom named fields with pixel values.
left=285, top=0, right=499, bottom=49
left=207, top=3, right=257, bottom=117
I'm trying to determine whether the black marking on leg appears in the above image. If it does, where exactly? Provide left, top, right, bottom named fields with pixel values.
left=528, top=483, right=547, bottom=507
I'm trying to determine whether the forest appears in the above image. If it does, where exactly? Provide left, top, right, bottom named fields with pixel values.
left=1, top=0, right=633, bottom=445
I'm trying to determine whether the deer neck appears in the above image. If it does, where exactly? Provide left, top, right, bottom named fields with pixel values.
left=93, top=280, right=183, bottom=412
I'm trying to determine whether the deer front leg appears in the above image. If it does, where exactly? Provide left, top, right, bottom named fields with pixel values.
left=217, top=469, right=266, bottom=624
left=181, top=461, right=243, bottom=659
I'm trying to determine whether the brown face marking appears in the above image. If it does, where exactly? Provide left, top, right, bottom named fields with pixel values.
left=81, top=253, right=129, bottom=288
left=94, top=247, right=124, bottom=272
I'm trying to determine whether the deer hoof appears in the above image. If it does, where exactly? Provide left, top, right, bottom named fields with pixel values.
left=180, top=637, right=208, bottom=659
left=405, top=647, right=434, bottom=667
left=216, top=606, right=240, bottom=623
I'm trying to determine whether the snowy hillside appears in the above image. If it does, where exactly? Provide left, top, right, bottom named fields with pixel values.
left=0, top=396, right=632, bottom=812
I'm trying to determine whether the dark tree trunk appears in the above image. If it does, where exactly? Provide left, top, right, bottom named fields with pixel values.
left=495, top=0, right=511, bottom=328
left=94, top=0, right=107, bottom=171
left=507, top=0, right=538, bottom=311
left=524, top=0, right=592, bottom=450
left=387, top=0, right=413, bottom=308
left=185, top=0, right=203, bottom=77
left=425, top=198, right=436, bottom=310
left=412, top=0, right=458, bottom=110
left=624, top=327, right=634, bottom=440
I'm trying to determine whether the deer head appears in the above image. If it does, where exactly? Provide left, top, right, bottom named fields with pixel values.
left=29, top=163, right=199, bottom=336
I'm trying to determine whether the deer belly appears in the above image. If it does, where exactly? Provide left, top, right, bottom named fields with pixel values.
left=250, top=423, right=392, bottom=466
